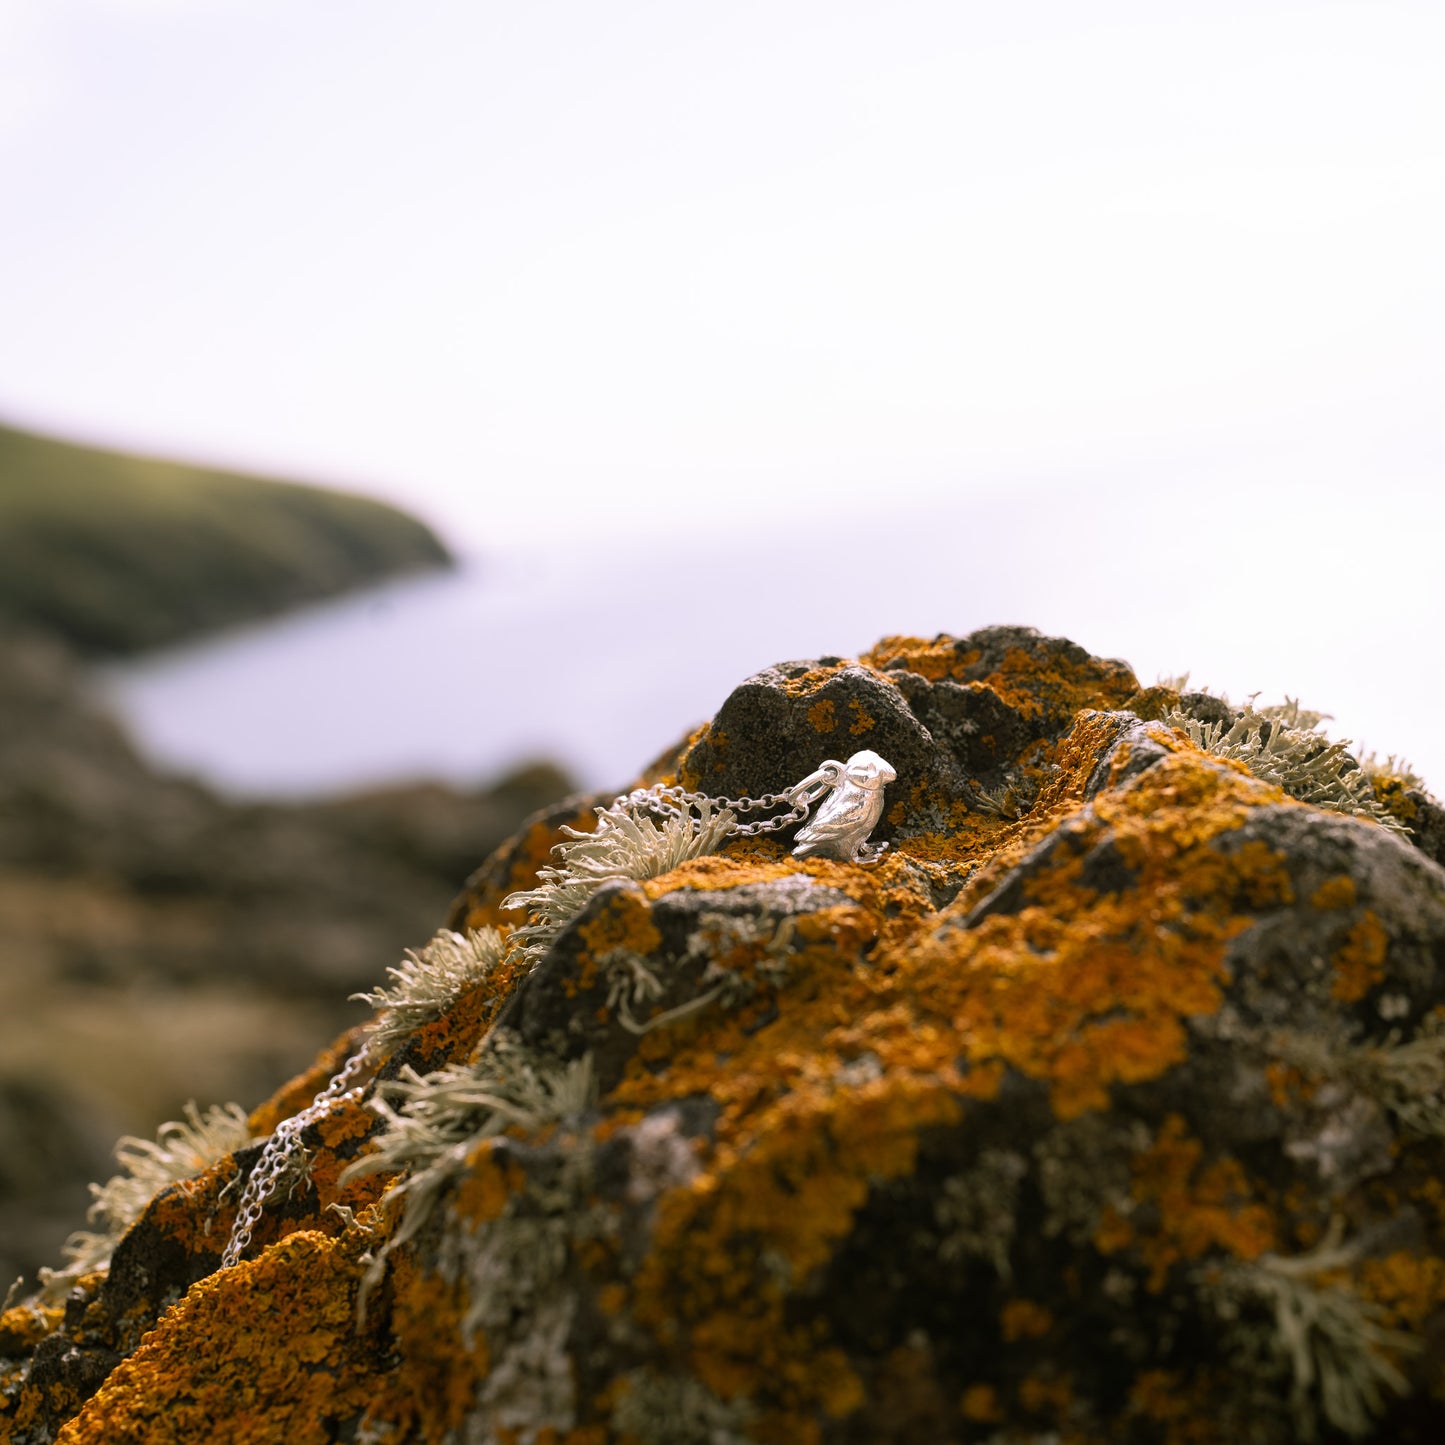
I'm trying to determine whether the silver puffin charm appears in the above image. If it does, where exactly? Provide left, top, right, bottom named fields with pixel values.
left=790, top=749, right=897, bottom=864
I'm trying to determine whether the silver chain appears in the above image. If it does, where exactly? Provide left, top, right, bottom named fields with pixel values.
left=615, top=760, right=842, bottom=838
left=219, top=759, right=870, bottom=1271
left=220, top=1048, right=371, bottom=1269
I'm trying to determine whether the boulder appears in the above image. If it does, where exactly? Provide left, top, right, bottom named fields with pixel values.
left=5, top=627, right=1444, bottom=1445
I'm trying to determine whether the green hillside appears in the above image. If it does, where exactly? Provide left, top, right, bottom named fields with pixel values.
left=0, top=421, right=452, bottom=655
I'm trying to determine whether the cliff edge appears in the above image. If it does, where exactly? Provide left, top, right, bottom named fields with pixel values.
left=0, top=421, right=451, bottom=656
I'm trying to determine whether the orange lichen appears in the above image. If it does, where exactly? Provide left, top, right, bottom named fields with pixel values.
left=54, top=1231, right=380, bottom=1445
left=1311, top=875, right=1358, bottom=911
left=1265, top=1061, right=1316, bottom=1110
left=316, top=1097, right=374, bottom=1152
left=1112, top=1115, right=1275, bottom=1290
left=806, top=699, right=837, bottom=733
left=364, top=1249, right=487, bottom=1442
left=906, top=756, right=1292, bottom=1120
left=1371, top=774, right=1420, bottom=827
left=1129, top=1368, right=1188, bottom=1420
left=1123, top=685, right=1182, bottom=722
left=0, top=1303, right=64, bottom=1356
left=846, top=700, right=875, bottom=736
left=776, top=664, right=853, bottom=698
left=1356, top=1251, right=1445, bottom=1330
left=451, top=1139, right=527, bottom=1227
left=862, top=634, right=1138, bottom=729
left=578, top=886, right=663, bottom=960
left=1332, top=910, right=1389, bottom=1002
left=863, top=637, right=983, bottom=681
left=960, top=1382, right=1004, bottom=1422
left=1000, top=1299, right=1054, bottom=1341
left=1016, top=1372, right=1072, bottom=1417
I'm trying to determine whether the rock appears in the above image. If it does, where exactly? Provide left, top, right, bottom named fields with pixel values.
left=5, top=626, right=1445, bottom=1445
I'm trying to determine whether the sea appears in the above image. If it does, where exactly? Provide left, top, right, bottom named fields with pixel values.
left=95, top=483, right=1445, bottom=801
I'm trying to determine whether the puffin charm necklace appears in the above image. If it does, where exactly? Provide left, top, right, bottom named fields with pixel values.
left=219, top=750, right=896, bottom=1272
left=617, top=748, right=897, bottom=865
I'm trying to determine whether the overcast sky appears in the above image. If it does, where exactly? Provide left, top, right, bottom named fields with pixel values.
left=1, top=0, right=1441, bottom=550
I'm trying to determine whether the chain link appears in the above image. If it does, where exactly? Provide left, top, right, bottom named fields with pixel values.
left=220, top=763, right=850, bottom=1270
left=617, top=760, right=843, bottom=839
left=220, top=1048, right=371, bottom=1269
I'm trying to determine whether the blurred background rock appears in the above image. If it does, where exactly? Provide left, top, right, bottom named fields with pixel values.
left=0, top=424, right=572, bottom=1287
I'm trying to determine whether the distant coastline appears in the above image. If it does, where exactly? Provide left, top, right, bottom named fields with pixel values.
left=0, top=419, right=453, bottom=656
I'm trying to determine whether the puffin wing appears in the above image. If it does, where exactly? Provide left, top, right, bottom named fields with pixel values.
left=793, top=783, right=870, bottom=846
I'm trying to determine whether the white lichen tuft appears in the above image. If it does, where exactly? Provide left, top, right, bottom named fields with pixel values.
left=1336, top=1015, right=1445, bottom=1138
left=971, top=775, right=1037, bottom=821
left=351, top=926, right=507, bottom=1059
left=342, top=1030, right=594, bottom=1310
left=503, top=797, right=735, bottom=969
left=39, top=1101, right=251, bottom=1299
left=1165, top=698, right=1410, bottom=837
left=1206, top=1220, right=1418, bottom=1440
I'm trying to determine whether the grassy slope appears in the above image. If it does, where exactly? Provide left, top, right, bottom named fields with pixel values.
left=0, top=421, right=452, bottom=655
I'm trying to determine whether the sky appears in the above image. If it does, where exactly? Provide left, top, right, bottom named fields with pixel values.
left=1, top=0, right=1442, bottom=552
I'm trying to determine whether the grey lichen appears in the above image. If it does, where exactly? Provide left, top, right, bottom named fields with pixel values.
left=1273, top=1015, right=1445, bottom=1140
left=1205, top=1220, right=1418, bottom=1440
left=1344, top=1017, right=1445, bottom=1137
left=503, top=796, right=736, bottom=969
left=351, top=926, right=506, bottom=1059
left=933, top=1148, right=1028, bottom=1279
left=610, top=1368, right=755, bottom=1445
left=342, top=1030, right=594, bottom=1307
left=1033, top=1114, right=1150, bottom=1247
left=438, top=1132, right=610, bottom=1440
left=39, top=1101, right=251, bottom=1300
left=1164, top=695, right=1410, bottom=837
left=687, top=911, right=798, bottom=1004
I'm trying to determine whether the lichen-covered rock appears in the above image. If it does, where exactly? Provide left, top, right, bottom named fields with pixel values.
left=6, top=626, right=1445, bottom=1445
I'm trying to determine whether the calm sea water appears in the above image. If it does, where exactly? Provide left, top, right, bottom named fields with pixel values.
left=96, top=484, right=1445, bottom=799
